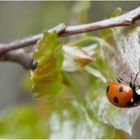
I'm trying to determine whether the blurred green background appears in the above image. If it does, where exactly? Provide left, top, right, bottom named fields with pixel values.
left=0, top=1, right=140, bottom=138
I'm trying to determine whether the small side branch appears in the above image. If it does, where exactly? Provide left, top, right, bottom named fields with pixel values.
left=0, top=50, right=34, bottom=69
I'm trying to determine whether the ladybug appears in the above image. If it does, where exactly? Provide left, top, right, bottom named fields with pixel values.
left=106, top=71, right=140, bottom=108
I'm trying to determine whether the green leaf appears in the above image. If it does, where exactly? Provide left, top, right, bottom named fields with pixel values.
left=111, top=7, right=122, bottom=17
left=86, top=74, right=140, bottom=134
left=21, top=72, right=32, bottom=91
left=88, top=25, right=140, bottom=135
left=62, top=72, right=81, bottom=102
left=31, top=31, right=63, bottom=98
left=47, top=99, right=125, bottom=139
left=70, top=1, right=90, bottom=24
left=0, top=105, right=47, bottom=138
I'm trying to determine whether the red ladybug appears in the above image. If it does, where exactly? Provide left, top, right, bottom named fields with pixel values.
left=106, top=72, right=140, bottom=108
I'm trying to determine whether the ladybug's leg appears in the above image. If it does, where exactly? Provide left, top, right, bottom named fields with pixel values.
left=127, top=101, right=135, bottom=107
left=130, top=82, right=133, bottom=89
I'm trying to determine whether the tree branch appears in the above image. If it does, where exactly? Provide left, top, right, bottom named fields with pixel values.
left=0, top=7, right=140, bottom=54
left=0, top=7, right=140, bottom=69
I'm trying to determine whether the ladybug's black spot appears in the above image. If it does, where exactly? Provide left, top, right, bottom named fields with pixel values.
left=106, top=86, right=109, bottom=93
left=127, top=101, right=134, bottom=106
left=119, top=86, right=123, bottom=92
left=113, top=97, right=119, bottom=103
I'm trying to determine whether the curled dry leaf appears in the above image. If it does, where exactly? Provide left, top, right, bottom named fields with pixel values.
left=62, top=45, right=95, bottom=72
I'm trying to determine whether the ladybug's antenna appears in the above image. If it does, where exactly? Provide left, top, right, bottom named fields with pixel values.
left=133, top=59, right=140, bottom=86
left=134, top=71, right=140, bottom=86
left=129, top=73, right=133, bottom=89
left=116, top=76, right=124, bottom=83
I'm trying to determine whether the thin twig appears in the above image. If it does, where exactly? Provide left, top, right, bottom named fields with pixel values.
left=0, top=7, right=140, bottom=54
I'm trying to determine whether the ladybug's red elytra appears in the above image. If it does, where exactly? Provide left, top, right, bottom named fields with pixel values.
left=106, top=71, right=140, bottom=108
